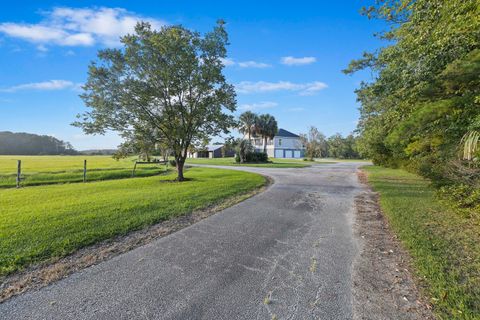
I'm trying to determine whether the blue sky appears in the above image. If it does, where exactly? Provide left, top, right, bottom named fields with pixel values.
left=0, top=1, right=385, bottom=150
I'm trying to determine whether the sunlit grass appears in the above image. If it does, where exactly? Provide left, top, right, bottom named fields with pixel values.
left=0, top=167, right=265, bottom=277
left=364, top=166, right=480, bottom=319
left=0, top=155, right=165, bottom=187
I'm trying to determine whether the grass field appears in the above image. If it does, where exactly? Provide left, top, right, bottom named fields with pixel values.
left=0, top=155, right=166, bottom=188
left=0, top=166, right=265, bottom=277
left=186, top=157, right=312, bottom=167
left=364, top=166, right=480, bottom=319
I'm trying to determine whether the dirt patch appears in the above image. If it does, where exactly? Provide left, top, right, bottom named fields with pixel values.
left=0, top=176, right=272, bottom=303
left=353, top=170, right=435, bottom=320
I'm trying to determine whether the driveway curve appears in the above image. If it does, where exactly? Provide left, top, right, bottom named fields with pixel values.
left=0, top=162, right=367, bottom=320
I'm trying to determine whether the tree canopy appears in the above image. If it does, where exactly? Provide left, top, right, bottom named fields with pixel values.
left=345, top=0, right=480, bottom=187
left=300, top=127, right=361, bottom=160
left=74, top=21, right=236, bottom=180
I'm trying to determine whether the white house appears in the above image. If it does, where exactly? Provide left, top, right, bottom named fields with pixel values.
left=250, top=128, right=305, bottom=158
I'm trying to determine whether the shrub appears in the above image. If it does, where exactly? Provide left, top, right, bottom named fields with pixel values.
left=438, top=184, right=480, bottom=210
left=235, top=140, right=254, bottom=163
left=235, top=153, right=241, bottom=163
left=169, top=159, right=176, bottom=167
left=245, top=152, right=268, bottom=163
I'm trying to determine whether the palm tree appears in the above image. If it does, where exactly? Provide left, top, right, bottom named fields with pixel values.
left=256, top=114, right=278, bottom=153
left=238, top=111, right=258, bottom=141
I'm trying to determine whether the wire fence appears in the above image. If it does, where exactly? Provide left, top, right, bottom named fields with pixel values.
left=0, top=158, right=169, bottom=189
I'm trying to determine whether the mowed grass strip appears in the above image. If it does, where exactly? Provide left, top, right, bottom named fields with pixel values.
left=0, top=155, right=165, bottom=188
left=0, top=167, right=265, bottom=277
left=364, top=166, right=480, bottom=320
left=186, top=157, right=311, bottom=168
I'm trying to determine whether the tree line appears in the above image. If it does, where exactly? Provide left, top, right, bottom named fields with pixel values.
left=345, top=0, right=480, bottom=202
left=300, top=126, right=361, bottom=160
left=0, top=131, right=77, bottom=155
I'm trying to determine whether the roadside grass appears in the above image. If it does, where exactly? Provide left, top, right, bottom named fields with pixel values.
left=186, top=157, right=311, bottom=168
left=364, top=166, right=480, bottom=319
left=0, top=155, right=165, bottom=188
left=0, top=167, right=265, bottom=277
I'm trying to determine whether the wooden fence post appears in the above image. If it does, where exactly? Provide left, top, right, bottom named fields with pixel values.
left=83, top=159, right=87, bottom=183
left=132, top=161, right=137, bottom=177
left=16, top=160, right=21, bottom=188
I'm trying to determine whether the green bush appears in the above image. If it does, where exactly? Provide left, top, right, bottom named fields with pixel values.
left=245, top=152, right=268, bottom=163
left=169, top=159, right=176, bottom=167
left=235, top=153, right=240, bottom=163
left=438, top=184, right=480, bottom=210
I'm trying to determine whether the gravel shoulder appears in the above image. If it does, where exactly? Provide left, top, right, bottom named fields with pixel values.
left=352, top=170, right=435, bottom=320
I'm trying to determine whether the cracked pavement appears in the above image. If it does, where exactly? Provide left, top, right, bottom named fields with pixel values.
left=0, top=162, right=367, bottom=320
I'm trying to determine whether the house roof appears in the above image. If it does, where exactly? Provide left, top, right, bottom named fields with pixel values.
left=276, top=128, right=300, bottom=138
left=206, top=144, right=223, bottom=151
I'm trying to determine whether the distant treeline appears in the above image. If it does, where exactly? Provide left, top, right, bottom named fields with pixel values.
left=81, top=149, right=117, bottom=155
left=0, top=131, right=78, bottom=155
left=300, top=127, right=362, bottom=160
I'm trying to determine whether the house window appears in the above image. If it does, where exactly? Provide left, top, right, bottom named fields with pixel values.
left=278, top=138, right=282, bottom=146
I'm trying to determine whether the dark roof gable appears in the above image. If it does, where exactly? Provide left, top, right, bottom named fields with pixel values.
left=276, top=128, right=300, bottom=138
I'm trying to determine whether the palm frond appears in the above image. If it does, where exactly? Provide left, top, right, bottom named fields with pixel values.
left=460, top=130, right=480, bottom=161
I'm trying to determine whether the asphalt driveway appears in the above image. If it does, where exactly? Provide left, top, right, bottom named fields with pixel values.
left=0, top=162, right=366, bottom=319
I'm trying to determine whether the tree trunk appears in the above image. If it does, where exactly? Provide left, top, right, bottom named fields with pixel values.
left=263, top=136, right=267, bottom=153
left=176, top=158, right=185, bottom=181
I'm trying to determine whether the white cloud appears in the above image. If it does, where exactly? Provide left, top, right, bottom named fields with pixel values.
left=236, top=81, right=327, bottom=95
left=299, top=81, right=328, bottom=96
left=239, top=101, right=278, bottom=111
left=238, top=61, right=271, bottom=68
left=36, top=44, right=49, bottom=52
left=281, top=56, right=317, bottom=66
left=220, top=58, right=271, bottom=68
left=220, top=58, right=235, bottom=66
left=0, top=80, right=77, bottom=92
left=0, top=7, right=166, bottom=48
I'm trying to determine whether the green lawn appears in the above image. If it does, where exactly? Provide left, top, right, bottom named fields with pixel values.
left=0, top=167, right=265, bottom=277
left=186, top=157, right=311, bottom=168
left=0, top=155, right=166, bottom=188
left=364, top=166, right=480, bottom=320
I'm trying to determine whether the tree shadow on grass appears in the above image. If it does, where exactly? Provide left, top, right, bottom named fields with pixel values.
left=157, top=177, right=196, bottom=184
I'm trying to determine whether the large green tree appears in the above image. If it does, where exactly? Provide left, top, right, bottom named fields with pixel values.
left=74, top=21, right=236, bottom=181
left=345, top=0, right=480, bottom=185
